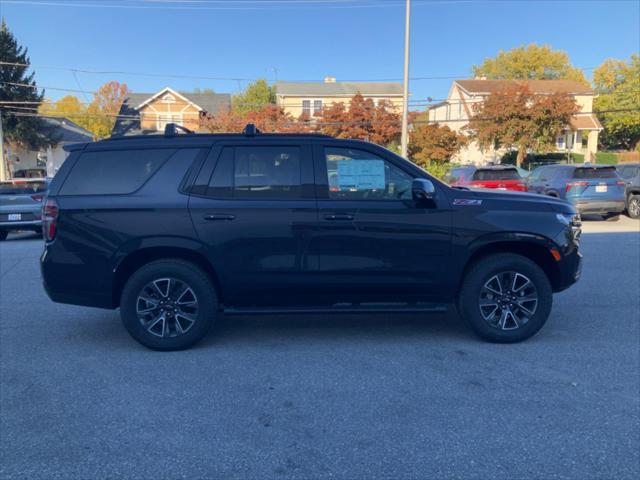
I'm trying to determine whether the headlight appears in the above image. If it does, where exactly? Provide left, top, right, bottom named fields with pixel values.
left=557, top=213, right=581, bottom=245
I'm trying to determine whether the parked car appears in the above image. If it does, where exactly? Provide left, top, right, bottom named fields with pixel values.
left=0, top=179, right=49, bottom=241
left=526, top=164, right=626, bottom=219
left=41, top=124, right=582, bottom=350
left=444, top=165, right=527, bottom=191
left=615, top=163, right=640, bottom=219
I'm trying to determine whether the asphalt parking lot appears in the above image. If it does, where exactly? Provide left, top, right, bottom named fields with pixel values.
left=1, top=217, right=639, bottom=480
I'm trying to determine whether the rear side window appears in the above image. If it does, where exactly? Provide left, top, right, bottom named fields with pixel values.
left=472, top=169, right=520, bottom=181
left=618, top=166, right=639, bottom=179
left=0, top=181, right=47, bottom=195
left=60, top=148, right=176, bottom=195
left=444, top=168, right=470, bottom=184
left=206, top=146, right=303, bottom=199
left=573, top=167, right=617, bottom=179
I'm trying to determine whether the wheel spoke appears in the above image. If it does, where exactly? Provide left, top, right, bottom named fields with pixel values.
left=484, top=275, right=503, bottom=295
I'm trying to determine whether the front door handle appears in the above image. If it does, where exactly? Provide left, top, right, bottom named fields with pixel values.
left=204, top=213, right=236, bottom=221
left=323, top=213, right=354, bottom=221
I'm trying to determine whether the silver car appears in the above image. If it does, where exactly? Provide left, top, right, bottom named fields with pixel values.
left=0, top=179, right=49, bottom=241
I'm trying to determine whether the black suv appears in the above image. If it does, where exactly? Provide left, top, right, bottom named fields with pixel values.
left=41, top=125, right=582, bottom=350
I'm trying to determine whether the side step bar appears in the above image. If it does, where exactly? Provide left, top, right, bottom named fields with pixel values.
left=224, top=303, right=449, bottom=316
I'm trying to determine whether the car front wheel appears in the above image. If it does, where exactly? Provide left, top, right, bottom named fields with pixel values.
left=120, top=259, right=217, bottom=350
left=628, top=194, right=640, bottom=219
left=458, top=253, right=553, bottom=343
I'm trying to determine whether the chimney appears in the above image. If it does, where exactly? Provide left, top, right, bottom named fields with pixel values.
left=324, top=76, right=337, bottom=83
left=474, top=76, right=487, bottom=80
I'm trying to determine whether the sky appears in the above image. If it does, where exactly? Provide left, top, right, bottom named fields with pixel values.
left=1, top=0, right=639, bottom=110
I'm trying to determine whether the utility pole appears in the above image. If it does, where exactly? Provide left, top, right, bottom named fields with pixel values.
left=400, top=0, right=411, bottom=158
left=0, top=109, right=7, bottom=182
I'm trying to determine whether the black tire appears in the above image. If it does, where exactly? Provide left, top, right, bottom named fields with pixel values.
left=457, top=253, right=553, bottom=343
left=627, top=194, right=640, bottom=219
left=603, top=213, right=620, bottom=222
left=120, top=259, right=217, bottom=351
left=0, top=231, right=8, bottom=241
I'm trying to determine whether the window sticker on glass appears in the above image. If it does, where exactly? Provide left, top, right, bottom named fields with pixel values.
left=336, top=159, right=385, bottom=191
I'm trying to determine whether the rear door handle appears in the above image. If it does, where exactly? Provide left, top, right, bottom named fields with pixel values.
left=204, top=213, right=235, bottom=221
left=323, top=213, right=354, bottom=221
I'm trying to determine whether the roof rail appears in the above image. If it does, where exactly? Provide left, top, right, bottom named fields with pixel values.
left=243, top=123, right=261, bottom=137
left=164, top=123, right=194, bottom=137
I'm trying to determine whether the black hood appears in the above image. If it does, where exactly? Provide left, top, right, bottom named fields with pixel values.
left=448, top=186, right=576, bottom=214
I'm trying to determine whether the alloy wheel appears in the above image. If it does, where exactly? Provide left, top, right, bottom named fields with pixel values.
left=136, top=277, right=199, bottom=338
left=478, top=271, right=538, bottom=330
left=629, top=197, right=640, bottom=218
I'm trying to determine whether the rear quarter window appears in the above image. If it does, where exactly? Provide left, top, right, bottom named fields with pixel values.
left=472, top=169, right=521, bottom=181
left=572, top=167, right=617, bottom=179
left=59, top=148, right=176, bottom=195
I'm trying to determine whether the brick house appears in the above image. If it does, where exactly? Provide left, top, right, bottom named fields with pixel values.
left=112, top=87, right=230, bottom=136
left=427, top=79, right=603, bottom=164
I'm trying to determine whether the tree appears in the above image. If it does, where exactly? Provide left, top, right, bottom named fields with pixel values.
left=85, top=81, right=128, bottom=138
left=231, top=79, right=275, bottom=114
left=39, top=95, right=89, bottom=129
left=202, top=104, right=299, bottom=133
left=408, top=123, right=467, bottom=167
left=0, top=19, right=57, bottom=149
left=316, top=94, right=401, bottom=145
left=466, top=85, right=579, bottom=167
left=472, top=44, right=587, bottom=84
left=593, top=54, right=640, bottom=150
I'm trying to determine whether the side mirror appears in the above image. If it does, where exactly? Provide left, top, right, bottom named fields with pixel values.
left=412, top=178, right=435, bottom=201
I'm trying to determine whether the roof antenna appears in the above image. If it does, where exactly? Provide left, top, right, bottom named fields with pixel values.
left=243, top=123, right=261, bottom=137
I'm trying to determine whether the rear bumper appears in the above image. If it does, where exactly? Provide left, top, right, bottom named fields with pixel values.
left=40, top=245, right=116, bottom=309
left=0, top=220, right=42, bottom=231
left=571, top=199, right=625, bottom=215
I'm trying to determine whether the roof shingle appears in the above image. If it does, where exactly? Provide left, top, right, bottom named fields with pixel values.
left=275, top=81, right=403, bottom=96
left=456, top=79, right=594, bottom=95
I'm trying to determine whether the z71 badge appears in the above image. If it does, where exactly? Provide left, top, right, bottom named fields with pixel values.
left=453, top=199, right=483, bottom=206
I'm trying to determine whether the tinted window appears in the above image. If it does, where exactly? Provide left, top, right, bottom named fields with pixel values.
left=573, top=167, right=617, bottom=179
left=472, top=169, right=521, bottom=181
left=618, top=166, right=639, bottom=179
left=205, top=146, right=302, bottom=199
left=444, top=167, right=470, bottom=184
left=324, top=147, right=413, bottom=200
left=60, top=148, right=175, bottom=195
left=0, top=180, right=48, bottom=195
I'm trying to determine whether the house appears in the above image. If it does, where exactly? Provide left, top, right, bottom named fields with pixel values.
left=427, top=79, right=603, bottom=164
left=112, top=87, right=231, bottom=136
left=275, top=77, right=404, bottom=118
left=1, top=116, right=93, bottom=179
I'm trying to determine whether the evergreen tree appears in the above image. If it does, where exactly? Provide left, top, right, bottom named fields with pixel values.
left=0, top=18, right=57, bottom=149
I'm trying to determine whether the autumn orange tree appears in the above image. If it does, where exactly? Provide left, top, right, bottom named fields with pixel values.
left=408, top=122, right=467, bottom=167
left=316, top=94, right=400, bottom=145
left=467, top=85, right=578, bottom=166
left=201, top=104, right=304, bottom=133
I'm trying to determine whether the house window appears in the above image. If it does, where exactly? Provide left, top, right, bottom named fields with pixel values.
left=556, top=135, right=566, bottom=149
left=458, top=102, right=463, bottom=118
left=313, top=100, right=322, bottom=115
left=445, top=104, right=451, bottom=121
left=157, top=113, right=183, bottom=131
left=302, top=100, right=311, bottom=116
left=161, top=94, right=176, bottom=104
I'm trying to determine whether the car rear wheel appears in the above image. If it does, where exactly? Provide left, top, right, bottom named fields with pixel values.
left=0, top=231, right=7, bottom=241
left=458, top=253, right=553, bottom=343
left=120, top=259, right=217, bottom=350
left=628, top=194, right=640, bottom=219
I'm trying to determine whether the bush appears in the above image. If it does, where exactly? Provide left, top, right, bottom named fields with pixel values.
left=421, top=161, right=451, bottom=180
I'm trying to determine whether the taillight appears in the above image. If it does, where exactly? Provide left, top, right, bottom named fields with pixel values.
left=616, top=181, right=625, bottom=186
left=516, top=183, right=527, bottom=191
left=566, top=181, right=588, bottom=192
left=42, top=198, right=59, bottom=242
left=31, top=194, right=45, bottom=202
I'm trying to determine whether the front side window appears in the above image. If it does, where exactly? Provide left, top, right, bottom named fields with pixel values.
left=206, top=146, right=302, bottom=199
left=324, top=147, right=413, bottom=201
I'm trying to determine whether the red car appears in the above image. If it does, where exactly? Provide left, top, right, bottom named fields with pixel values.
left=444, top=166, right=527, bottom=192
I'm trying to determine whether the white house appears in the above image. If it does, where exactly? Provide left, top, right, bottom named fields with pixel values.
left=427, top=79, right=603, bottom=164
